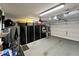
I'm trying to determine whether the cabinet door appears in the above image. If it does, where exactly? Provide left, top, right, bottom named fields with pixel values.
left=35, top=25, right=40, bottom=40
left=20, top=25, right=26, bottom=45
left=29, top=26, right=34, bottom=42
left=27, top=26, right=30, bottom=43
left=27, top=26, right=34, bottom=43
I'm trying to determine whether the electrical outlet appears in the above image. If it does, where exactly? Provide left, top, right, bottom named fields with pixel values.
left=66, top=31, right=68, bottom=36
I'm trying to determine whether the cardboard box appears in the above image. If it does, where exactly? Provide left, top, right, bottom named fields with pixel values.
left=0, top=45, right=3, bottom=51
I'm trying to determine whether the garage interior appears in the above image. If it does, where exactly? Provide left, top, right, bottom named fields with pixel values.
left=0, top=3, right=79, bottom=56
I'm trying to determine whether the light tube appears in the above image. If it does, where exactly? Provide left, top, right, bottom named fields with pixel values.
left=40, top=4, right=65, bottom=16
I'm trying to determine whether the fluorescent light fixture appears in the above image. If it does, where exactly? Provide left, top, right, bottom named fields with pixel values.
left=40, top=4, right=65, bottom=16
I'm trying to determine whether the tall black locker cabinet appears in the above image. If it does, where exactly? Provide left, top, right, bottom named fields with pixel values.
left=27, top=25, right=34, bottom=43
left=27, top=24, right=46, bottom=43
left=19, top=24, right=26, bottom=45
left=19, top=23, right=47, bottom=44
left=35, top=25, right=40, bottom=40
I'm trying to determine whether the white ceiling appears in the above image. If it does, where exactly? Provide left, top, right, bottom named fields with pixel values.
left=0, top=3, right=79, bottom=19
left=41, top=3, right=79, bottom=17
left=0, top=3, right=58, bottom=18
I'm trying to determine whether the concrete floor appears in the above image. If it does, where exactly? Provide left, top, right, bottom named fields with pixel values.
left=24, top=36, right=79, bottom=56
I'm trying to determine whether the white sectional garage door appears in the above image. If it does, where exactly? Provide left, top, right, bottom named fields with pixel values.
left=51, top=20, right=79, bottom=42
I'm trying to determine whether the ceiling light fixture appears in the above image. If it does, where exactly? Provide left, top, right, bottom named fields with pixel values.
left=53, top=16, right=59, bottom=20
left=40, top=3, right=65, bottom=16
